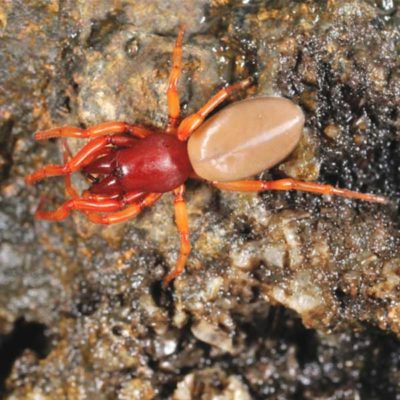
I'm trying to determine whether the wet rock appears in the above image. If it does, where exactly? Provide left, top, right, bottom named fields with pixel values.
left=173, top=368, right=251, bottom=400
left=0, top=0, right=399, bottom=398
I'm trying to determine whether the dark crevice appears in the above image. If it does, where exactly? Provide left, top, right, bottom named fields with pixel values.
left=87, top=10, right=128, bottom=50
left=0, top=318, right=50, bottom=393
left=74, top=280, right=102, bottom=317
left=0, top=119, right=16, bottom=184
left=359, top=330, right=400, bottom=399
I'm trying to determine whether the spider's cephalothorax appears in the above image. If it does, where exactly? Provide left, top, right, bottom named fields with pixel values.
left=25, top=28, right=387, bottom=286
left=86, top=133, right=193, bottom=195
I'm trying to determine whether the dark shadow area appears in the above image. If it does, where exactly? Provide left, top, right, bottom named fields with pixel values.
left=0, top=317, right=49, bottom=394
left=0, top=119, right=15, bottom=184
left=359, top=329, right=400, bottom=400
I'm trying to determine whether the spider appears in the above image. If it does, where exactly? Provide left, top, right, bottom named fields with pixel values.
left=25, top=28, right=387, bottom=287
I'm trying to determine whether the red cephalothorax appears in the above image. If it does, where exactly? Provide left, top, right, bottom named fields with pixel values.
left=87, top=134, right=192, bottom=195
left=25, top=28, right=387, bottom=287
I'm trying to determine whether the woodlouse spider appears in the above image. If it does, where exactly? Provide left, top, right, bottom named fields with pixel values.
left=25, top=28, right=387, bottom=287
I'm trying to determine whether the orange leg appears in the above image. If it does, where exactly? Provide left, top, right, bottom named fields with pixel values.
left=35, top=198, right=126, bottom=221
left=61, top=139, right=80, bottom=199
left=212, top=179, right=387, bottom=204
left=25, top=135, right=136, bottom=185
left=35, top=121, right=156, bottom=141
left=177, top=77, right=252, bottom=141
left=163, top=185, right=191, bottom=287
left=86, top=193, right=162, bottom=225
left=166, top=27, right=185, bottom=134
left=64, top=172, right=78, bottom=198
left=35, top=190, right=160, bottom=222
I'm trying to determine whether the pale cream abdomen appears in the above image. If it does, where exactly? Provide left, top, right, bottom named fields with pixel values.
left=187, top=97, right=305, bottom=182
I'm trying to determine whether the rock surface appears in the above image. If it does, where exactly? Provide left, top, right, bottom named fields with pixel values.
left=0, top=0, right=399, bottom=398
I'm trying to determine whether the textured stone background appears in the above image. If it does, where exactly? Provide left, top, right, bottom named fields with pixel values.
left=0, top=0, right=399, bottom=399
